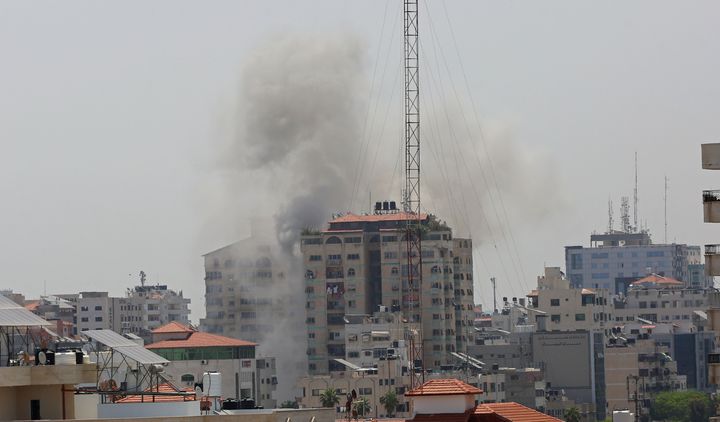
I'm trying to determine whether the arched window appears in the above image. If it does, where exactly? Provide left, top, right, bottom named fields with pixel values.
left=348, top=268, right=356, bottom=277
left=326, top=236, right=342, bottom=244
left=391, top=267, right=399, bottom=275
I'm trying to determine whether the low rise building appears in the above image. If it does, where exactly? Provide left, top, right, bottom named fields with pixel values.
left=145, top=321, right=277, bottom=409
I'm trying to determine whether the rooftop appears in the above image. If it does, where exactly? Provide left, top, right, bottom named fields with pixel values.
left=630, top=274, right=683, bottom=288
left=329, top=212, right=428, bottom=224
left=478, top=403, right=562, bottom=422
left=405, top=378, right=482, bottom=397
left=115, top=382, right=196, bottom=403
left=146, top=323, right=256, bottom=349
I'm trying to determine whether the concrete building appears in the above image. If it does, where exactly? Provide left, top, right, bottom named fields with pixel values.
left=301, top=212, right=474, bottom=375
left=117, top=283, right=191, bottom=341
left=343, top=311, right=409, bottom=369
left=145, top=321, right=277, bottom=409
left=613, top=279, right=712, bottom=327
left=527, top=267, right=613, bottom=333
left=75, top=291, right=119, bottom=333
left=468, top=330, right=533, bottom=370
left=565, top=231, right=706, bottom=294
left=605, top=334, right=687, bottom=418
left=532, top=330, right=606, bottom=421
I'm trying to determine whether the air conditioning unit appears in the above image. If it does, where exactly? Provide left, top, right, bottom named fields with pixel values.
left=201, top=360, right=209, bottom=365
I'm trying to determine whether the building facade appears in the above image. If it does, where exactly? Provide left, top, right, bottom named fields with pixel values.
left=301, top=212, right=474, bottom=375
left=565, top=231, right=705, bottom=294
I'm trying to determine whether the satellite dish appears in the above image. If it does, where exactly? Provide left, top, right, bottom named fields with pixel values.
left=38, top=351, right=47, bottom=365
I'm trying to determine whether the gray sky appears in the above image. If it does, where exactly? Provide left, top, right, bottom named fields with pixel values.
left=2, top=1, right=719, bottom=319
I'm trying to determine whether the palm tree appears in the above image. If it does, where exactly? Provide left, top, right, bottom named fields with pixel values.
left=380, top=390, right=398, bottom=416
left=319, top=388, right=340, bottom=408
left=565, top=406, right=581, bottom=422
left=353, top=397, right=372, bottom=417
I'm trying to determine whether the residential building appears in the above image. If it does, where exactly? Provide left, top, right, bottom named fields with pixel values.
left=565, top=231, right=706, bottom=294
left=0, top=289, right=25, bottom=306
left=301, top=211, right=474, bottom=375
left=468, top=330, right=533, bottom=370
left=614, top=279, right=713, bottom=329
left=343, top=311, right=409, bottom=369
left=75, top=291, right=118, bottom=333
left=117, top=283, right=191, bottom=341
left=526, top=267, right=613, bottom=333
left=605, top=332, right=687, bottom=418
left=146, top=321, right=277, bottom=408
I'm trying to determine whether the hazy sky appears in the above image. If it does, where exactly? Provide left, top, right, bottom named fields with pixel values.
left=2, top=1, right=720, bottom=319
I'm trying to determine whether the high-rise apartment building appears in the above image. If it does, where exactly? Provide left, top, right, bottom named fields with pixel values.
left=301, top=211, right=474, bottom=375
left=117, top=284, right=191, bottom=341
left=565, top=231, right=706, bottom=294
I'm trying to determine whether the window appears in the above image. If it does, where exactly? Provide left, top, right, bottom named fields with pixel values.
left=347, top=268, right=356, bottom=277
left=81, top=317, right=88, bottom=322
left=575, top=314, right=586, bottom=321
left=325, top=236, right=341, bottom=244
left=80, top=306, right=89, bottom=312
left=344, top=237, right=361, bottom=244
left=94, top=305, right=102, bottom=311
left=327, top=254, right=341, bottom=261
left=639, top=301, right=647, bottom=309
left=347, top=254, right=360, bottom=260
left=591, top=273, right=609, bottom=280
left=384, top=252, right=398, bottom=260
left=95, top=316, right=103, bottom=322
left=551, top=314, right=561, bottom=323
left=382, top=236, right=398, bottom=243
left=391, top=267, right=399, bottom=275
left=358, top=388, right=372, bottom=395
left=550, top=299, right=560, bottom=306
left=309, top=255, right=322, bottom=262
left=591, top=252, right=609, bottom=259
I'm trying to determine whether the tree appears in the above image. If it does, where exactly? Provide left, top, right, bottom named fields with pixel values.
left=319, top=388, right=340, bottom=408
left=353, top=397, right=371, bottom=417
left=380, top=389, right=398, bottom=417
left=650, top=391, right=714, bottom=422
left=279, top=400, right=298, bottom=409
left=564, top=406, right=581, bottom=422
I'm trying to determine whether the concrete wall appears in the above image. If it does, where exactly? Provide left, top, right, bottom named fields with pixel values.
left=412, top=395, right=473, bottom=415
left=61, top=408, right=336, bottom=422
left=98, top=401, right=200, bottom=418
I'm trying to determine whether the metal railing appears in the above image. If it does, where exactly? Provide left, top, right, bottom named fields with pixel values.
left=705, top=244, right=720, bottom=255
left=703, top=190, right=720, bottom=202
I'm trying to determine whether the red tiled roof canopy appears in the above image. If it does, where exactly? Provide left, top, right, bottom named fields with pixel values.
left=115, top=382, right=196, bottom=403
left=146, top=331, right=256, bottom=349
left=478, top=402, right=562, bottom=422
left=631, top=274, right=683, bottom=287
left=405, top=378, right=482, bottom=397
left=151, top=321, right=195, bottom=334
left=329, top=212, right=428, bottom=224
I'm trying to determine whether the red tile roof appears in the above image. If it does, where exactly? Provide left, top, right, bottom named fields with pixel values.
left=115, top=382, right=196, bottom=403
left=405, top=378, right=483, bottom=397
left=329, top=212, right=428, bottom=224
left=151, top=321, right=195, bottom=334
left=409, top=410, right=474, bottom=422
left=146, top=331, right=256, bottom=349
left=478, top=402, right=562, bottom=422
left=631, top=274, right=683, bottom=287
left=24, top=301, right=40, bottom=312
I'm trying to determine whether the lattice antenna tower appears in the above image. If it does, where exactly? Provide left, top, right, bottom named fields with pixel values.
left=402, top=0, right=424, bottom=390
left=620, top=196, right=631, bottom=233
left=633, top=152, right=638, bottom=232
left=607, top=198, right=614, bottom=233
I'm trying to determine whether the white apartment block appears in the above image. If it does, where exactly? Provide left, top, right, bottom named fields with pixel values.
left=117, top=284, right=191, bottom=340
left=301, top=212, right=474, bottom=375
left=75, top=292, right=119, bottom=333
left=343, top=311, right=409, bottom=369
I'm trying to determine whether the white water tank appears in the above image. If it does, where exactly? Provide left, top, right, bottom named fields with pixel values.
left=613, top=410, right=634, bottom=422
left=201, top=372, right=222, bottom=397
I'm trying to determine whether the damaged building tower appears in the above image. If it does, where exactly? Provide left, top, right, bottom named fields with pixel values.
left=301, top=206, right=475, bottom=375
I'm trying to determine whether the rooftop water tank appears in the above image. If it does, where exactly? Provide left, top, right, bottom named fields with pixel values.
left=201, top=372, right=222, bottom=397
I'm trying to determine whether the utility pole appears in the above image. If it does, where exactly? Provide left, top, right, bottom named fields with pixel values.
left=402, top=0, right=424, bottom=391
left=634, top=152, right=638, bottom=232
left=664, top=176, right=668, bottom=243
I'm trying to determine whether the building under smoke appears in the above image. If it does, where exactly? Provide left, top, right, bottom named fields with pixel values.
left=301, top=209, right=475, bottom=375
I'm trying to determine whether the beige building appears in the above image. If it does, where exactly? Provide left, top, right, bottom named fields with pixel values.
left=344, top=311, right=409, bottom=369
left=526, top=267, right=613, bottom=333
left=605, top=334, right=686, bottom=418
left=301, top=212, right=474, bottom=375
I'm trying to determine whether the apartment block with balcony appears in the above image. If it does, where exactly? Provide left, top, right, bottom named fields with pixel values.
left=301, top=211, right=474, bottom=375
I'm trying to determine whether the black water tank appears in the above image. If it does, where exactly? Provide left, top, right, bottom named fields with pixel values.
left=75, top=351, right=84, bottom=365
left=222, top=398, right=239, bottom=410
left=240, top=398, right=255, bottom=409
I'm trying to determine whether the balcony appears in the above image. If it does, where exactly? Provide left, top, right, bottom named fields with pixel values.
left=702, top=143, right=720, bottom=170
left=703, top=191, right=720, bottom=222
left=705, top=245, right=720, bottom=276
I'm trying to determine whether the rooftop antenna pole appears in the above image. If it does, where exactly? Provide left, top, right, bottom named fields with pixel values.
left=607, top=198, right=614, bottom=233
left=491, top=277, right=497, bottom=313
left=634, top=152, right=638, bottom=232
left=664, top=176, right=668, bottom=244
left=403, top=0, right=424, bottom=390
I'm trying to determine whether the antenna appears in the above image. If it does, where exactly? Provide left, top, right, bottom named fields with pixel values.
left=664, top=176, right=668, bottom=244
left=633, top=152, right=638, bottom=232
left=403, top=0, right=424, bottom=390
left=620, top=197, right=631, bottom=233
left=491, top=277, right=497, bottom=313
left=607, top=198, right=614, bottom=233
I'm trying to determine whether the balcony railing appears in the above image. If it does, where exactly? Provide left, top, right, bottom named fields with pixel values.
left=704, top=190, right=720, bottom=202
left=706, top=244, right=720, bottom=255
